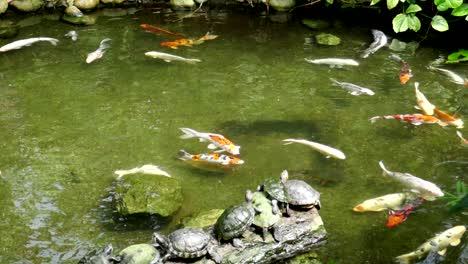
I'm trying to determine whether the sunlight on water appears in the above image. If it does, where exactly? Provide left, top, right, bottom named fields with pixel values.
left=0, top=6, right=467, bottom=264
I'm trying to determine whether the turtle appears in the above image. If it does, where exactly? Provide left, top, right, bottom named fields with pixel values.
left=257, top=170, right=290, bottom=216
left=251, top=191, right=281, bottom=241
left=117, top=243, right=161, bottom=264
left=285, top=179, right=321, bottom=211
left=78, top=244, right=115, bottom=264
left=214, top=189, right=255, bottom=247
left=152, top=227, right=221, bottom=263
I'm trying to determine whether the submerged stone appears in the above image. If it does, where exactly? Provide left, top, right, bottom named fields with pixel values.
left=65, top=5, right=83, bottom=17
left=0, top=21, right=18, bottom=39
left=115, top=174, right=183, bottom=217
left=301, top=19, right=331, bottom=30
left=267, top=0, right=295, bottom=11
left=315, top=33, right=341, bottom=46
left=74, top=0, right=99, bottom=10
left=169, top=0, right=195, bottom=10
left=181, top=209, right=224, bottom=228
left=61, top=13, right=98, bottom=25
left=10, top=0, right=43, bottom=12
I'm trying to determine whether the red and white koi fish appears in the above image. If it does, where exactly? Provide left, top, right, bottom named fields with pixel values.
left=369, top=114, right=445, bottom=126
left=160, top=32, right=218, bottom=49
left=456, top=131, right=468, bottom=145
left=433, top=108, right=464, bottom=128
left=414, top=82, right=435, bottom=115
left=386, top=197, right=424, bottom=228
left=179, top=149, right=244, bottom=166
left=179, top=127, right=240, bottom=155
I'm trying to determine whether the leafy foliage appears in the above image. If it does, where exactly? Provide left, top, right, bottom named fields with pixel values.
left=370, top=0, right=467, bottom=33
left=446, top=49, right=468, bottom=63
left=440, top=181, right=466, bottom=209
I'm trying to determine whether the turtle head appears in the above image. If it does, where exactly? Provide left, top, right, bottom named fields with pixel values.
left=280, top=170, right=289, bottom=183
left=152, top=232, right=169, bottom=250
left=271, top=200, right=280, bottom=215
left=245, top=189, right=253, bottom=203
left=104, top=243, right=113, bottom=256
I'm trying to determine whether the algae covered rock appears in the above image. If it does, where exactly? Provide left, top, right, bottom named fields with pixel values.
left=181, top=209, right=224, bottom=228
left=74, top=0, right=98, bottom=10
left=61, top=13, right=97, bottom=25
left=301, top=19, right=331, bottom=30
left=0, top=20, right=18, bottom=39
left=267, top=0, right=295, bottom=11
left=170, top=0, right=195, bottom=10
left=65, top=5, right=83, bottom=17
left=315, top=33, right=341, bottom=46
left=100, top=0, right=125, bottom=4
left=10, top=0, right=43, bottom=12
left=115, top=174, right=183, bottom=217
left=117, top=244, right=160, bottom=264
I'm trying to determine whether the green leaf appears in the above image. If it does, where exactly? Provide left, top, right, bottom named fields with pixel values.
left=406, top=4, right=422, bottom=13
left=387, top=0, right=398, bottom=9
left=446, top=0, right=462, bottom=8
left=370, top=0, right=381, bottom=5
left=326, top=0, right=333, bottom=4
left=434, top=0, right=444, bottom=4
left=437, top=1, right=451, bottom=11
left=408, top=15, right=421, bottom=31
left=431, top=15, right=449, bottom=32
left=452, top=4, right=468, bottom=16
left=393, top=14, right=409, bottom=32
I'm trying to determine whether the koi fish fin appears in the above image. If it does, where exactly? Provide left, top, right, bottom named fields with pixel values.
left=437, top=248, right=447, bottom=256
left=350, top=91, right=360, bottom=96
left=221, top=160, right=231, bottom=165
left=282, top=139, right=298, bottom=145
left=326, top=155, right=331, bottom=158
left=414, top=105, right=421, bottom=110
left=213, top=149, right=225, bottom=153
left=164, top=59, right=171, bottom=63
left=437, top=121, right=448, bottom=127
left=378, top=161, right=392, bottom=176
left=178, top=149, right=192, bottom=161
left=369, top=116, right=381, bottom=123
left=179, top=127, right=200, bottom=139
left=450, top=239, right=461, bottom=246
left=199, top=138, right=209, bottom=142
left=394, top=254, right=414, bottom=264
left=411, top=121, right=423, bottom=126
left=207, top=143, right=218, bottom=150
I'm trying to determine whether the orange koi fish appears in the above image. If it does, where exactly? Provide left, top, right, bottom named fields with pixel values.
left=179, top=149, right=244, bottom=166
left=369, top=114, right=445, bottom=126
left=179, top=127, right=240, bottom=155
left=399, top=60, right=413, bottom=84
left=433, top=108, right=464, bottom=128
left=386, top=197, right=424, bottom=228
left=140, top=24, right=185, bottom=38
left=160, top=32, right=218, bottom=49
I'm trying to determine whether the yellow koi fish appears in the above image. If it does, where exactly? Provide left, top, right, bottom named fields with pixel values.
left=414, top=82, right=435, bottom=115
left=434, top=108, right=464, bottom=128
left=353, top=193, right=414, bottom=212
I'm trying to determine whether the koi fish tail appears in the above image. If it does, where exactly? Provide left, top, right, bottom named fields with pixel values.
left=178, top=149, right=192, bottom=161
left=378, top=160, right=392, bottom=176
left=394, top=253, right=414, bottom=264
left=200, top=32, right=219, bottom=41
left=179, top=127, right=201, bottom=139
left=282, top=138, right=299, bottom=145
left=99, top=38, right=112, bottom=49
left=329, top=78, right=339, bottom=85
left=47, top=38, right=59, bottom=46
left=369, top=116, right=382, bottom=123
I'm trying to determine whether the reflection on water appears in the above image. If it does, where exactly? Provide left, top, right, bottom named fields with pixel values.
left=0, top=6, right=467, bottom=264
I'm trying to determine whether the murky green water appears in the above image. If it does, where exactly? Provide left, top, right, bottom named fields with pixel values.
left=0, top=6, right=467, bottom=264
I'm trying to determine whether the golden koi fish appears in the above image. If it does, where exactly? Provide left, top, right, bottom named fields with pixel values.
left=395, top=225, right=466, bottom=264
left=353, top=193, right=414, bottom=212
left=414, top=82, right=435, bottom=115
left=160, top=32, right=218, bottom=49
left=433, top=108, right=464, bottom=128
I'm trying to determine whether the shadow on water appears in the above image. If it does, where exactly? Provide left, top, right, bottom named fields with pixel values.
left=220, top=119, right=319, bottom=136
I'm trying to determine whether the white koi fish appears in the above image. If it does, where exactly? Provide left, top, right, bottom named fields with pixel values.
left=64, top=30, right=78, bottom=41
left=361, top=29, right=387, bottom=59
left=428, top=64, right=466, bottom=85
left=145, top=51, right=201, bottom=64
left=282, top=138, right=346, bottom=160
left=353, top=193, right=413, bottom=212
left=330, top=78, right=375, bottom=96
left=86, top=38, right=111, bottom=64
left=179, top=149, right=244, bottom=166
left=414, top=82, right=435, bottom=115
left=378, top=161, right=444, bottom=201
left=114, top=164, right=171, bottom=179
left=0, top=37, right=59, bottom=52
left=179, top=127, right=240, bottom=155
left=395, top=225, right=466, bottom=264
left=304, top=58, right=359, bottom=67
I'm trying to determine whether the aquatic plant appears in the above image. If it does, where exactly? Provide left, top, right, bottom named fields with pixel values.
left=441, top=180, right=467, bottom=211
left=446, top=49, right=468, bottom=64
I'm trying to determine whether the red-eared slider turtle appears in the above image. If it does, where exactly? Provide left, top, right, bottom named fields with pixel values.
left=117, top=243, right=161, bottom=264
left=78, top=244, right=115, bottom=264
left=214, top=190, right=255, bottom=246
left=285, top=179, right=321, bottom=210
left=257, top=170, right=290, bottom=215
left=252, top=191, right=281, bottom=241
left=152, top=228, right=221, bottom=263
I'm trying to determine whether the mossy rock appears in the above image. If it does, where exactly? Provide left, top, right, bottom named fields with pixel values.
left=10, top=0, right=43, bottom=12
left=100, top=0, right=126, bottom=4
left=315, top=33, right=341, bottom=46
left=118, top=244, right=160, bottom=264
left=284, top=250, right=322, bottom=264
left=0, top=0, right=9, bottom=14
left=170, top=0, right=195, bottom=10
left=74, top=0, right=98, bottom=10
left=61, top=13, right=97, bottom=25
left=268, top=0, right=295, bottom=11
left=115, top=174, right=183, bottom=217
left=65, top=5, right=83, bottom=17
left=0, top=21, right=18, bottom=39
left=301, top=19, right=331, bottom=30
left=181, top=209, right=224, bottom=228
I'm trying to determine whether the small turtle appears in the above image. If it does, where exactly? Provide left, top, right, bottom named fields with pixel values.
left=214, top=190, right=255, bottom=247
left=252, top=191, right=281, bottom=241
left=78, top=244, right=114, bottom=264
left=257, top=170, right=290, bottom=215
left=117, top=243, right=161, bottom=264
left=285, top=179, right=321, bottom=210
left=152, top=228, right=221, bottom=263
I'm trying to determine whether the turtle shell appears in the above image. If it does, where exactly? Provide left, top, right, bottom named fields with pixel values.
left=262, top=177, right=288, bottom=203
left=168, top=228, right=211, bottom=259
left=285, top=180, right=320, bottom=208
left=214, top=204, right=254, bottom=240
left=118, top=243, right=160, bottom=264
left=252, top=191, right=281, bottom=228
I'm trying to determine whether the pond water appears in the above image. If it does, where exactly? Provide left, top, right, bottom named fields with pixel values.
left=0, top=5, right=467, bottom=264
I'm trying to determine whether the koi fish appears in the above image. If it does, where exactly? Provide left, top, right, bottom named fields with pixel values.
left=179, top=149, right=244, bottom=166
left=0, top=37, right=59, bottom=52
left=399, top=60, right=413, bottom=84
left=145, top=51, right=201, bottom=64
left=304, top=58, right=359, bottom=67
left=413, top=82, right=435, bottom=115
left=433, top=108, right=464, bottom=128
left=330, top=78, right=375, bottom=96
left=378, top=161, right=444, bottom=201
left=386, top=197, right=424, bottom=228
left=369, top=114, right=445, bottom=126
left=361, top=29, right=387, bottom=59
left=139, top=24, right=184, bottom=38
left=179, top=127, right=240, bottom=155
left=114, top=164, right=171, bottom=179
left=353, top=193, right=412, bottom=212
left=456, top=131, right=468, bottom=145
left=395, top=225, right=466, bottom=264
left=428, top=64, right=466, bottom=85
left=64, top=30, right=78, bottom=41
left=282, top=138, right=346, bottom=160
left=86, top=38, right=111, bottom=64
left=160, top=32, right=218, bottom=49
